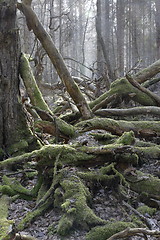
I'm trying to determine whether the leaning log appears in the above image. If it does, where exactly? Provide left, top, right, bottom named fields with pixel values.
left=95, top=106, right=160, bottom=117
left=17, top=1, right=92, bottom=119
left=76, top=117, right=160, bottom=138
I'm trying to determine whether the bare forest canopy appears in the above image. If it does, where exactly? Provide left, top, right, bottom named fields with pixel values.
left=0, top=0, right=160, bottom=240
left=18, top=0, right=160, bottom=85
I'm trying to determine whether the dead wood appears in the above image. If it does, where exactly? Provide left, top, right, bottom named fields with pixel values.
left=107, top=227, right=160, bottom=240
left=76, top=117, right=160, bottom=138
left=95, top=106, right=160, bottom=117
left=17, top=2, right=92, bottom=119
left=122, top=201, right=157, bottom=230
left=134, top=58, right=160, bottom=83
left=126, top=74, right=160, bottom=106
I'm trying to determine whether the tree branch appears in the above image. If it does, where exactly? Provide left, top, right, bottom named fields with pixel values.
left=95, top=106, right=160, bottom=117
left=17, top=2, right=92, bottom=119
left=126, top=74, right=160, bottom=106
left=107, top=227, right=160, bottom=240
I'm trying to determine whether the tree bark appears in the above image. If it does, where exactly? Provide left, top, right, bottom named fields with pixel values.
left=0, top=0, right=33, bottom=156
left=134, top=58, right=160, bottom=83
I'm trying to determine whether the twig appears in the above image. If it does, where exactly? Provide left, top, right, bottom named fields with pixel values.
left=107, top=227, right=160, bottom=240
left=122, top=201, right=157, bottom=230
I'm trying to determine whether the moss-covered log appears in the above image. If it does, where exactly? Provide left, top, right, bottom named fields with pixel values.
left=17, top=1, right=92, bottom=119
left=90, top=78, right=157, bottom=109
left=0, top=195, right=15, bottom=239
left=95, top=106, right=160, bottom=118
left=55, top=172, right=106, bottom=235
left=20, top=53, right=52, bottom=113
left=134, top=58, right=160, bottom=84
left=76, top=117, right=160, bottom=138
left=86, top=221, right=136, bottom=240
left=126, top=170, right=160, bottom=200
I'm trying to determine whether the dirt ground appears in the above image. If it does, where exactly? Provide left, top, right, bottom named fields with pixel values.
left=7, top=159, right=160, bottom=240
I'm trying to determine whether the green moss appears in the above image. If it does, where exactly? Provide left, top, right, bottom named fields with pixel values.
left=0, top=219, right=15, bottom=240
left=56, top=174, right=106, bottom=235
left=0, top=185, right=16, bottom=196
left=116, top=131, right=135, bottom=145
left=61, top=199, right=71, bottom=210
left=135, top=146, right=160, bottom=161
left=0, top=195, right=9, bottom=219
left=3, top=176, right=33, bottom=197
left=0, top=195, right=14, bottom=240
left=128, top=171, right=160, bottom=199
left=90, top=77, right=156, bottom=109
left=77, top=163, right=122, bottom=187
left=54, top=187, right=63, bottom=207
left=137, top=205, right=156, bottom=216
left=36, top=181, right=48, bottom=204
left=86, top=221, right=136, bottom=240
left=8, top=140, right=28, bottom=156
left=57, top=215, right=74, bottom=236
left=130, top=215, right=145, bottom=228
left=20, top=53, right=52, bottom=113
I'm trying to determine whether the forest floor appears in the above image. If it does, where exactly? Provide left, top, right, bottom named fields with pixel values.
left=6, top=151, right=160, bottom=240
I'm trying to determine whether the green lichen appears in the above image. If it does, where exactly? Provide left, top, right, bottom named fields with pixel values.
left=86, top=221, right=136, bottom=240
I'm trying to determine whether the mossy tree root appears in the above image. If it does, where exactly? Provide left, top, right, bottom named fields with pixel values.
left=55, top=172, right=106, bottom=236
left=17, top=197, right=52, bottom=231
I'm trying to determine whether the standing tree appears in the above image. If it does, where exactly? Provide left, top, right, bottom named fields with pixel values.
left=0, top=0, right=35, bottom=158
left=0, top=1, right=160, bottom=240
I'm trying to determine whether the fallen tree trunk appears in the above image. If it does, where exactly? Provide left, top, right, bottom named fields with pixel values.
left=90, top=78, right=157, bottom=110
left=17, top=0, right=92, bottom=119
left=134, top=58, right=160, bottom=83
left=126, top=74, right=160, bottom=106
left=20, top=53, right=52, bottom=113
left=76, top=117, right=160, bottom=138
left=95, top=106, right=160, bottom=117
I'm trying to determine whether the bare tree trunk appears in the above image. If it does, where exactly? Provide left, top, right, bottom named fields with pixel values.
left=116, top=0, right=125, bottom=76
left=155, top=0, right=160, bottom=59
left=96, top=0, right=115, bottom=81
left=17, top=0, right=92, bottom=119
left=0, top=0, right=34, bottom=155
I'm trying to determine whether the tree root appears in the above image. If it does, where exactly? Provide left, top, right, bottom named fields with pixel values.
left=55, top=171, right=106, bottom=235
